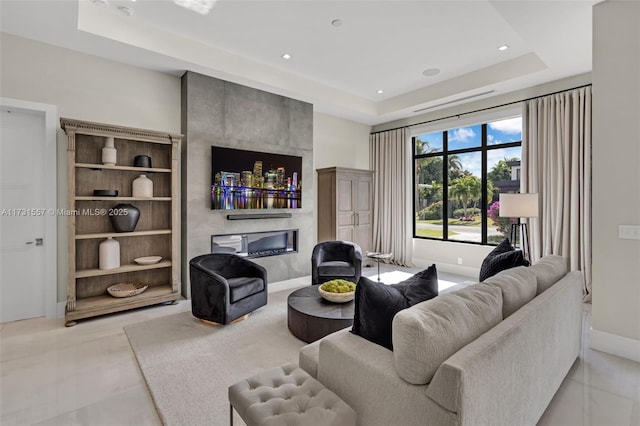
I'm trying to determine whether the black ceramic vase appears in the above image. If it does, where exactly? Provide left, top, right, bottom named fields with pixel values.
left=109, top=203, right=140, bottom=232
left=134, top=155, right=152, bottom=168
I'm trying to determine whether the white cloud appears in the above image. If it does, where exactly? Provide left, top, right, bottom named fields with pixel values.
left=487, top=149, right=507, bottom=166
left=487, top=147, right=521, bottom=167
left=488, top=117, right=522, bottom=134
left=458, top=152, right=482, bottom=177
left=449, top=127, right=476, bottom=143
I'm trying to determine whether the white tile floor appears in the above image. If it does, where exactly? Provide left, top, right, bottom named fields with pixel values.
left=1, top=267, right=639, bottom=426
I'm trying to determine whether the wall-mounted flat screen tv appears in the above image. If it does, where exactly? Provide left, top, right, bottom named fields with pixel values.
left=211, top=146, right=302, bottom=210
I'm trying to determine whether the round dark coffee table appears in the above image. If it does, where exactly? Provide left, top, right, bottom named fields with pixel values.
left=287, top=286, right=355, bottom=343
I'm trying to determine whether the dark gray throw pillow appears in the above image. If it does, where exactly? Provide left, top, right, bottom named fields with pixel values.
left=352, top=264, right=438, bottom=350
left=479, top=239, right=530, bottom=282
left=397, top=264, right=439, bottom=306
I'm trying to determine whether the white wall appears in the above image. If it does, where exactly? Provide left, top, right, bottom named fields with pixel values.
left=0, top=33, right=374, bottom=304
left=313, top=112, right=371, bottom=170
left=413, top=240, right=492, bottom=278
left=591, top=1, right=640, bottom=361
left=0, top=33, right=181, bottom=132
left=0, top=33, right=182, bottom=304
left=373, top=74, right=592, bottom=134
left=312, top=111, right=371, bottom=242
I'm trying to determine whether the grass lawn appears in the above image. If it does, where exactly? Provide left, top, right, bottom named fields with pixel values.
left=417, top=217, right=482, bottom=227
left=415, top=228, right=458, bottom=238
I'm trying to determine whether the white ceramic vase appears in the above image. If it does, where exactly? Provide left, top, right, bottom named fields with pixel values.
left=99, top=237, right=120, bottom=270
left=102, top=137, right=117, bottom=165
left=132, top=174, right=153, bottom=197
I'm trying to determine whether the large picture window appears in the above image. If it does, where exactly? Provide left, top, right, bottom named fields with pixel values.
left=413, top=116, right=522, bottom=245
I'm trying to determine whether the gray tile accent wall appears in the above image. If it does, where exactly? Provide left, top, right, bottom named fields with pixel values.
left=181, top=71, right=314, bottom=297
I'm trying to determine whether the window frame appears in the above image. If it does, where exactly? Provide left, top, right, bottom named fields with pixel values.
left=412, top=119, right=522, bottom=246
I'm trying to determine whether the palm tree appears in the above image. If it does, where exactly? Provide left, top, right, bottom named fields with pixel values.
left=488, top=157, right=517, bottom=182
left=447, top=154, right=465, bottom=179
left=450, top=175, right=482, bottom=217
left=415, top=136, right=437, bottom=155
left=448, top=154, right=462, bottom=171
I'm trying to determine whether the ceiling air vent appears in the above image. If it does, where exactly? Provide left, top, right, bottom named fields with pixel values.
left=414, top=90, right=495, bottom=113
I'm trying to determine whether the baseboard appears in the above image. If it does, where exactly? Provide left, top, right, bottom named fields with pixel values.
left=590, top=327, right=640, bottom=363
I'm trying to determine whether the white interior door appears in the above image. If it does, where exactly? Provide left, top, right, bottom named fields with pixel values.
left=0, top=107, right=47, bottom=322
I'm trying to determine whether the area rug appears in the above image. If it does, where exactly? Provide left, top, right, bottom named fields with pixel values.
left=125, top=287, right=306, bottom=426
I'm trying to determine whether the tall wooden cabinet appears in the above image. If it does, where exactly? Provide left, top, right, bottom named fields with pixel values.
left=61, top=118, right=182, bottom=326
left=316, top=167, right=374, bottom=255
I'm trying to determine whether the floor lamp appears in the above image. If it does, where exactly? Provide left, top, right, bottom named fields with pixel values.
left=499, top=193, right=539, bottom=262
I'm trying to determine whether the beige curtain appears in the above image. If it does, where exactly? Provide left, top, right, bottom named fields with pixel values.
left=522, top=86, right=592, bottom=300
left=370, top=127, right=410, bottom=266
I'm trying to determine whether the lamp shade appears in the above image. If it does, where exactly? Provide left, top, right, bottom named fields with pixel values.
left=499, top=193, right=539, bottom=218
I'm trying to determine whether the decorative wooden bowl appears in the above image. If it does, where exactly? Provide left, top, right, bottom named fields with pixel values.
left=107, top=283, right=148, bottom=298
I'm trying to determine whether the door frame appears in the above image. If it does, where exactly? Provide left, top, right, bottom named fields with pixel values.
left=1, top=97, right=58, bottom=319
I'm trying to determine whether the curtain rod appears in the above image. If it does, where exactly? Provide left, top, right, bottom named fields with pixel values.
left=370, top=83, right=592, bottom=135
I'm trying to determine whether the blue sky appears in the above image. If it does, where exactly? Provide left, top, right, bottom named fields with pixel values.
left=417, top=116, right=523, bottom=177
left=487, top=117, right=522, bottom=145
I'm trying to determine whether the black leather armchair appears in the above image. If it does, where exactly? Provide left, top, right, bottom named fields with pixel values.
left=189, top=253, right=267, bottom=324
left=311, top=241, right=362, bottom=285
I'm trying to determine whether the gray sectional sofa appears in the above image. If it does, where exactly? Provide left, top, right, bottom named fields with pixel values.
left=298, top=255, right=584, bottom=426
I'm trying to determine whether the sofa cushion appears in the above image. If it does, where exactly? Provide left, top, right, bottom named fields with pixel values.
left=483, top=266, right=537, bottom=318
left=318, top=261, right=355, bottom=278
left=352, top=265, right=439, bottom=350
left=227, top=277, right=264, bottom=303
left=392, top=284, right=503, bottom=385
left=529, top=255, right=567, bottom=294
left=479, top=239, right=530, bottom=282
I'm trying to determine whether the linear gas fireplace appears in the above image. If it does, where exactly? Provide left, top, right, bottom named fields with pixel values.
left=211, top=229, right=298, bottom=259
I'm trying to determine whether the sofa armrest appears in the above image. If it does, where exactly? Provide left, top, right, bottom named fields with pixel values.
left=317, top=329, right=455, bottom=426
left=299, top=340, right=320, bottom=379
left=427, top=271, right=583, bottom=426
left=189, top=266, right=231, bottom=308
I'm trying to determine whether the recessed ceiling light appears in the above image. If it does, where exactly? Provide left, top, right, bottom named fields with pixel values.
left=498, top=44, right=509, bottom=51
left=377, top=90, right=384, bottom=94
left=331, top=19, right=343, bottom=27
left=118, top=6, right=135, bottom=16
left=282, top=53, right=292, bottom=60
left=173, top=0, right=216, bottom=15
left=422, top=68, right=440, bottom=77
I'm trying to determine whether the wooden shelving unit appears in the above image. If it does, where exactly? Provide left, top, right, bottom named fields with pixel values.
left=61, top=118, right=182, bottom=326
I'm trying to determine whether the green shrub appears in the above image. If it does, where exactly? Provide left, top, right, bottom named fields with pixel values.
left=453, top=207, right=481, bottom=217
left=320, top=279, right=356, bottom=293
left=417, top=201, right=442, bottom=220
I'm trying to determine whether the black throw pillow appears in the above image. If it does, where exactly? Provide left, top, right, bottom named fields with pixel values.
left=397, top=264, right=439, bottom=306
left=352, top=264, right=439, bottom=350
left=479, top=239, right=530, bottom=282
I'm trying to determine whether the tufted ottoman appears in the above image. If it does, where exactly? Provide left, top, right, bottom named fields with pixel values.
left=228, top=363, right=356, bottom=426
